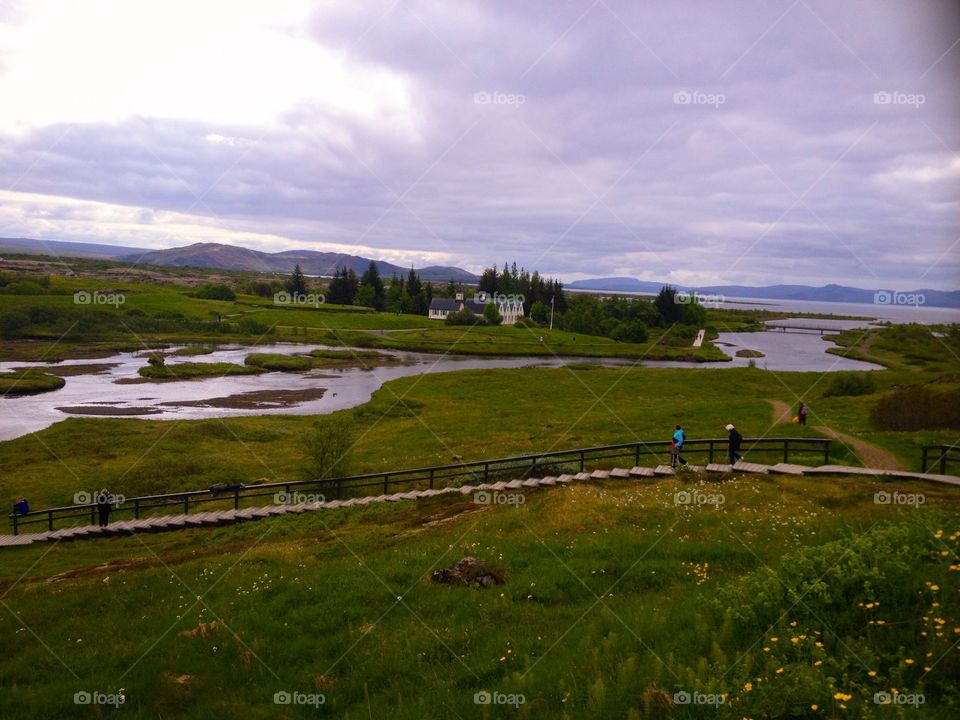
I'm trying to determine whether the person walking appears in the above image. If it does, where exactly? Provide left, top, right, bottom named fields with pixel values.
left=671, top=424, right=687, bottom=467
left=96, top=488, right=112, bottom=527
left=798, top=402, right=809, bottom=426
left=726, top=424, right=743, bottom=465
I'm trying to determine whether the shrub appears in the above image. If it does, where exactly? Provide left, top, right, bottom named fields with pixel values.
left=870, top=385, right=960, bottom=430
left=482, top=302, right=502, bottom=326
left=304, top=416, right=356, bottom=479
left=236, top=317, right=273, bottom=335
left=823, top=372, right=875, bottom=397
left=445, top=309, right=482, bottom=326
left=0, top=310, right=29, bottom=337
left=195, top=283, right=236, bottom=301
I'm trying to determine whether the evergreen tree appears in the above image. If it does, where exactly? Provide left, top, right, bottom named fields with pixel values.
left=359, top=261, right=385, bottom=310
left=287, top=264, right=307, bottom=296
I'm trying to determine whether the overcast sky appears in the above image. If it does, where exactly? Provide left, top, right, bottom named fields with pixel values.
left=0, top=0, right=958, bottom=289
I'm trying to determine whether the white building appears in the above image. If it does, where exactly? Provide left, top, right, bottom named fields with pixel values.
left=428, top=292, right=525, bottom=324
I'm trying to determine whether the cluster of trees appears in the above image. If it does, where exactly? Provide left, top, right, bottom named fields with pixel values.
left=325, top=262, right=435, bottom=314
left=554, top=286, right=708, bottom=344
left=477, top=262, right=566, bottom=318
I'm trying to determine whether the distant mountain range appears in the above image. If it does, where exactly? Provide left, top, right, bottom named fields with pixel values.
left=0, top=238, right=479, bottom=283
left=567, top=277, right=960, bottom=309
left=3, top=237, right=957, bottom=307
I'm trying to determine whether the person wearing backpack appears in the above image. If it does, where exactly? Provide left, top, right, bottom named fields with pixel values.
left=798, top=402, right=809, bottom=426
left=726, top=424, right=743, bottom=465
left=671, top=424, right=687, bottom=467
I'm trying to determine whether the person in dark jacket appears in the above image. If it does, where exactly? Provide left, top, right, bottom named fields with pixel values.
left=96, top=488, right=112, bottom=527
left=798, top=402, right=809, bottom=426
left=726, top=424, right=743, bottom=465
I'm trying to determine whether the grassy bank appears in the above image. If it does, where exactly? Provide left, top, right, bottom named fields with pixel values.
left=0, top=364, right=899, bottom=507
left=244, top=349, right=402, bottom=372
left=0, top=369, right=66, bottom=395
left=136, top=362, right=266, bottom=381
left=322, top=324, right=731, bottom=361
left=0, top=475, right=957, bottom=718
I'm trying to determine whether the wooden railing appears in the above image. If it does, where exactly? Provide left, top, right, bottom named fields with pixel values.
left=921, top=445, right=960, bottom=475
left=8, top=437, right=831, bottom=535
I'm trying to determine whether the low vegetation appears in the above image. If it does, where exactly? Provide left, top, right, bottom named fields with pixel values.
left=0, top=476, right=956, bottom=718
left=0, top=369, right=66, bottom=395
left=137, top=362, right=266, bottom=381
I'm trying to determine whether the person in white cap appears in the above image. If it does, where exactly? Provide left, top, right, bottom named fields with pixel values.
left=726, top=424, right=743, bottom=465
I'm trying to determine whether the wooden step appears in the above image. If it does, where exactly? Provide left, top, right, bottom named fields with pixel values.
left=806, top=465, right=888, bottom=477
left=654, top=465, right=676, bottom=476
left=628, top=466, right=655, bottom=478
left=706, top=463, right=733, bottom=473
left=589, top=470, right=610, bottom=479
left=609, top=468, right=631, bottom=478
left=769, top=462, right=812, bottom=475
left=732, top=461, right=770, bottom=474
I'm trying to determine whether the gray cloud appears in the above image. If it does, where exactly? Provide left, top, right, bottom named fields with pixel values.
left=0, top=0, right=957, bottom=289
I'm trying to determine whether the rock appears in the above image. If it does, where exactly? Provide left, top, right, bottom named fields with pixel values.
left=431, top=556, right=504, bottom=588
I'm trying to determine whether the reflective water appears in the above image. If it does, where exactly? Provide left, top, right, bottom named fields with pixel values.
left=0, top=323, right=886, bottom=441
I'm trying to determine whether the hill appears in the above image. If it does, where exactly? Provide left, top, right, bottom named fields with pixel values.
left=0, top=238, right=479, bottom=283
left=568, top=277, right=960, bottom=308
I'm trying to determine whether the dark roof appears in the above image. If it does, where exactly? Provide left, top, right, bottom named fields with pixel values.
left=463, top=300, right=487, bottom=314
left=429, top=297, right=461, bottom=311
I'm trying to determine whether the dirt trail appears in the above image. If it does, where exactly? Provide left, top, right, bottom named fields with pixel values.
left=766, top=399, right=905, bottom=471
left=768, top=399, right=792, bottom=424
left=813, top=425, right=905, bottom=471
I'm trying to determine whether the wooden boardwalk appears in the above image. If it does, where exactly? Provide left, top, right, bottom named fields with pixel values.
left=3, top=463, right=958, bottom=548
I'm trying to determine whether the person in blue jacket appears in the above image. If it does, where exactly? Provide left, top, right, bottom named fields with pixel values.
left=671, top=424, right=687, bottom=467
left=12, top=496, right=29, bottom=516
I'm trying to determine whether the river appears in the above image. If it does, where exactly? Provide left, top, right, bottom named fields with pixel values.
left=0, top=310, right=905, bottom=441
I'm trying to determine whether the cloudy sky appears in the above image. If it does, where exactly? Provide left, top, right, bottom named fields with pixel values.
left=0, top=0, right=958, bottom=289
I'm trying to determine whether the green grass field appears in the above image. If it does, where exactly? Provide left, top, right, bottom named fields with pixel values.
left=3, top=361, right=954, bottom=510
left=0, top=474, right=957, bottom=718
left=2, top=262, right=959, bottom=718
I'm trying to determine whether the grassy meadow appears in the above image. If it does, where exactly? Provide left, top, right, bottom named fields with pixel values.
left=1, top=475, right=958, bottom=718
left=1, top=259, right=959, bottom=719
